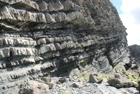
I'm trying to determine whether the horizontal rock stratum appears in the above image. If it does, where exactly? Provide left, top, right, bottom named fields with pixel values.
left=0, top=0, right=130, bottom=93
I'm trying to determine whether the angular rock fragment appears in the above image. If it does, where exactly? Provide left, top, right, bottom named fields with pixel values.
left=89, top=74, right=103, bottom=83
left=59, top=77, right=67, bottom=83
left=41, top=77, right=54, bottom=89
left=71, top=82, right=83, bottom=88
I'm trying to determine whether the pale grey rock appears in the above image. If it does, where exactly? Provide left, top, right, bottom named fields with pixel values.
left=39, top=1, right=48, bottom=11
left=2, top=48, right=10, bottom=58
left=41, top=77, right=54, bottom=89
left=10, top=47, right=36, bottom=56
left=41, top=77, right=51, bottom=83
left=54, top=43, right=62, bottom=50
left=53, top=1, right=64, bottom=11
left=43, top=51, right=60, bottom=59
left=55, top=12, right=67, bottom=22
left=69, top=68, right=80, bottom=79
left=46, top=82, right=54, bottom=89
left=37, top=38, right=46, bottom=45
left=10, top=0, right=39, bottom=11
left=48, top=3, right=55, bottom=12
left=63, top=1, right=75, bottom=10
left=0, top=6, right=46, bottom=23
left=0, top=22, right=20, bottom=31
left=39, top=43, right=56, bottom=54
left=45, top=13, right=56, bottom=23
left=66, top=12, right=77, bottom=21
left=97, top=56, right=111, bottom=71
left=19, top=80, right=49, bottom=94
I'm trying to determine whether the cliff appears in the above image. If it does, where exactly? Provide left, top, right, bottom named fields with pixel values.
left=129, top=45, right=140, bottom=69
left=0, top=0, right=130, bottom=93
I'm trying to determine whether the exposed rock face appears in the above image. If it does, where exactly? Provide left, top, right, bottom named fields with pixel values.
left=129, top=45, right=140, bottom=68
left=0, top=0, right=129, bottom=93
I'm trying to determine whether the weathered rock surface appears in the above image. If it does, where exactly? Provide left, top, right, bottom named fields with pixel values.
left=89, top=74, right=103, bottom=83
left=107, top=74, right=135, bottom=88
left=0, top=0, right=130, bottom=93
left=128, top=45, right=140, bottom=69
left=19, top=80, right=49, bottom=94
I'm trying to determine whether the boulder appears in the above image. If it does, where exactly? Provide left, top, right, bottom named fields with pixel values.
left=41, top=77, right=54, bottom=89
left=107, top=74, right=135, bottom=88
left=19, top=80, right=49, bottom=94
left=107, top=78, right=123, bottom=88
left=41, top=77, right=51, bottom=83
left=114, top=73, right=121, bottom=78
left=71, top=82, right=83, bottom=88
left=59, top=77, right=67, bottom=83
left=89, top=74, right=103, bottom=83
left=137, top=80, right=140, bottom=93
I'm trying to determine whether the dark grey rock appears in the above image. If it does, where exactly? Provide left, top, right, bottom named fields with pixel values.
left=89, top=74, right=103, bottom=83
left=107, top=78, right=123, bottom=88
left=59, top=77, right=67, bottom=83
left=41, top=77, right=51, bottom=83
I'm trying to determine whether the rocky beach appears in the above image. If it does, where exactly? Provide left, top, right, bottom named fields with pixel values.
left=0, top=0, right=139, bottom=94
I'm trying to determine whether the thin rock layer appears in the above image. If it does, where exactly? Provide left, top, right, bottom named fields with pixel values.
left=0, top=0, right=129, bottom=93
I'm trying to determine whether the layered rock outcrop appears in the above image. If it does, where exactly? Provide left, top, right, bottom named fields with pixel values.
left=128, top=45, right=140, bottom=69
left=0, top=0, right=130, bottom=93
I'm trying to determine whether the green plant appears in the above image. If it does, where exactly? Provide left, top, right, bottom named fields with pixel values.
left=78, top=72, right=90, bottom=80
left=82, top=60, right=89, bottom=68
left=61, top=90, right=71, bottom=94
left=113, top=62, right=120, bottom=67
left=62, top=92, right=67, bottom=94
left=98, top=74, right=114, bottom=81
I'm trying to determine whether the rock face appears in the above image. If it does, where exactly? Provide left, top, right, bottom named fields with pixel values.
left=0, top=0, right=129, bottom=93
left=129, top=45, right=140, bottom=69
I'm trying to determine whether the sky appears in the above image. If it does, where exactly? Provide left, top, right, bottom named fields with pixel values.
left=110, top=0, right=140, bottom=46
